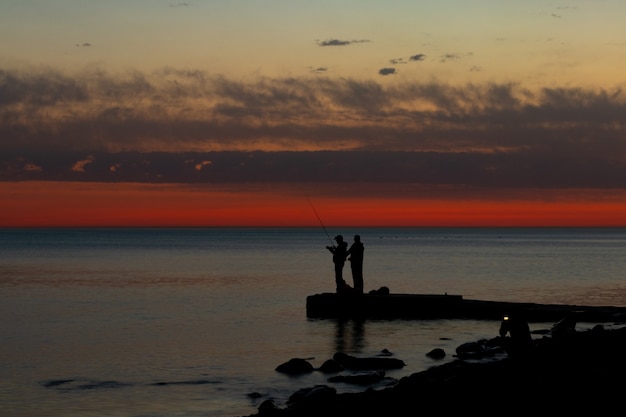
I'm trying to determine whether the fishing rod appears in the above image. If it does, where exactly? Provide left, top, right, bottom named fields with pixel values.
left=306, top=198, right=335, bottom=247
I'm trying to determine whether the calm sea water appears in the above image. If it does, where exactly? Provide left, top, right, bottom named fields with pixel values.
left=2, top=227, right=626, bottom=417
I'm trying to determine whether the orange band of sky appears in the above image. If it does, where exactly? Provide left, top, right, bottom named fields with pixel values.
left=3, top=181, right=626, bottom=228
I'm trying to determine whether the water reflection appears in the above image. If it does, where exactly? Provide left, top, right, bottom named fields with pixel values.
left=334, top=319, right=366, bottom=353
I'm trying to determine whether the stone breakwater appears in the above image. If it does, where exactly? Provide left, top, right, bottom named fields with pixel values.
left=306, top=292, right=626, bottom=321
left=243, top=321, right=626, bottom=416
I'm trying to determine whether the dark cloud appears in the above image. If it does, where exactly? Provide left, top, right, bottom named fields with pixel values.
left=3, top=149, right=626, bottom=190
left=440, top=53, right=462, bottom=63
left=309, top=66, right=328, bottom=73
left=390, top=54, right=425, bottom=65
left=1, top=66, right=626, bottom=191
left=317, top=39, right=371, bottom=47
left=378, top=67, right=396, bottom=76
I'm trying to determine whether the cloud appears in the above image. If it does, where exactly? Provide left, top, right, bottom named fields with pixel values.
left=378, top=67, right=396, bottom=76
left=24, top=162, right=42, bottom=172
left=4, top=149, right=626, bottom=192
left=317, top=39, right=371, bottom=47
left=193, top=160, right=212, bottom=171
left=390, top=53, right=426, bottom=65
left=72, top=155, right=95, bottom=172
left=1, top=65, right=626, bottom=192
left=440, top=53, right=462, bottom=63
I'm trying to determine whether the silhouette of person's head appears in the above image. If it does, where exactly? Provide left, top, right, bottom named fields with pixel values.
left=354, top=235, right=361, bottom=242
left=334, top=235, right=344, bottom=243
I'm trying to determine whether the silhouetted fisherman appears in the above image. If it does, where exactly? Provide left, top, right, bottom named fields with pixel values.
left=347, top=234, right=364, bottom=294
left=327, top=235, right=348, bottom=293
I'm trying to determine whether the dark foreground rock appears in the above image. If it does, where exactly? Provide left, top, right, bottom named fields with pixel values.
left=331, top=352, right=405, bottom=370
left=275, top=358, right=315, bottom=375
left=244, top=325, right=626, bottom=416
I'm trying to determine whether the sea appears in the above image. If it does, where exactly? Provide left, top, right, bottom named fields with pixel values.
left=2, top=227, right=626, bottom=417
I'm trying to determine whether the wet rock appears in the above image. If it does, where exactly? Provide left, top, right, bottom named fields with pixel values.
left=246, top=326, right=626, bottom=416
left=332, top=352, right=405, bottom=370
left=287, top=385, right=336, bottom=410
left=257, top=399, right=282, bottom=415
left=377, top=348, right=393, bottom=356
left=327, top=370, right=386, bottom=385
left=455, top=341, right=483, bottom=356
left=317, top=359, right=343, bottom=373
left=455, top=338, right=505, bottom=359
left=426, top=348, right=446, bottom=360
left=275, top=358, right=315, bottom=375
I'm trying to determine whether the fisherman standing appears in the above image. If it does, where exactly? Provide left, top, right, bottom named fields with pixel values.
left=347, top=234, right=365, bottom=294
left=327, top=235, right=348, bottom=293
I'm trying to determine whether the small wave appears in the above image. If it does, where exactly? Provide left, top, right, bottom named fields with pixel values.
left=42, top=378, right=222, bottom=391
left=150, top=379, right=222, bottom=386
left=41, top=379, right=132, bottom=390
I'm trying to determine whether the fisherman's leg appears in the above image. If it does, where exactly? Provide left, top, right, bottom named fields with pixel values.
left=355, top=277, right=363, bottom=294
left=355, top=266, right=363, bottom=294
left=335, top=264, right=343, bottom=291
left=350, top=265, right=360, bottom=293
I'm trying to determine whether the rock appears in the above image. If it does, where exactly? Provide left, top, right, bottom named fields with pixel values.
left=256, top=399, right=281, bottom=415
left=287, top=385, right=336, bottom=410
left=550, top=314, right=576, bottom=335
left=332, top=352, right=405, bottom=370
left=455, top=341, right=484, bottom=358
left=368, top=286, right=389, bottom=295
left=426, top=348, right=446, bottom=360
left=455, top=338, right=505, bottom=359
left=317, top=359, right=343, bottom=373
left=327, top=370, right=386, bottom=385
left=275, top=358, right=314, bottom=374
left=247, top=326, right=626, bottom=416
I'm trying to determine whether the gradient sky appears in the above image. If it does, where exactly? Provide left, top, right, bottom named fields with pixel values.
left=2, top=0, right=626, bottom=226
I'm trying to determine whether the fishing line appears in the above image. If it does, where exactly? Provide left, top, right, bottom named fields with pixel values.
left=306, top=198, right=335, bottom=247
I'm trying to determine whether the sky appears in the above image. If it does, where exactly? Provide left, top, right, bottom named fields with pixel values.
left=2, top=0, right=626, bottom=227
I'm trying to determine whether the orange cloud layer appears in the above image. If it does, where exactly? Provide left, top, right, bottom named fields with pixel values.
left=3, top=182, right=626, bottom=228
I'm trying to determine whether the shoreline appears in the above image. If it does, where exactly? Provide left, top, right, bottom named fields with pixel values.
left=243, top=316, right=626, bottom=416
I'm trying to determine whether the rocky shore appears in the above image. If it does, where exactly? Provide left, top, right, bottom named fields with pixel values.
left=243, top=315, right=626, bottom=416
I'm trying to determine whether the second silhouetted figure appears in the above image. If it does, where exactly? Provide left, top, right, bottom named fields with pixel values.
left=347, top=234, right=364, bottom=294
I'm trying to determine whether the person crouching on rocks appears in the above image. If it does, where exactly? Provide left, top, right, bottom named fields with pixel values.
left=499, top=312, right=534, bottom=358
left=327, top=235, right=348, bottom=293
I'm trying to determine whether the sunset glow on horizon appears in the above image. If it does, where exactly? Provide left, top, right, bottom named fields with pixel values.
left=3, top=181, right=626, bottom=228
left=2, top=1, right=626, bottom=227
